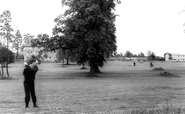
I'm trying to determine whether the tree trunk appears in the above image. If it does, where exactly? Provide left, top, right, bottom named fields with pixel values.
left=81, top=63, right=86, bottom=69
left=6, top=61, right=9, bottom=77
left=95, top=65, right=101, bottom=73
left=83, top=63, right=85, bottom=68
left=66, top=59, right=69, bottom=65
left=62, top=58, right=64, bottom=67
left=0, top=64, right=1, bottom=76
left=7, top=33, right=9, bottom=50
left=89, top=65, right=95, bottom=76
left=6, top=32, right=10, bottom=77
left=3, top=62, right=5, bottom=67
left=16, top=47, right=19, bottom=59
left=1, top=62, right=4, bottom=77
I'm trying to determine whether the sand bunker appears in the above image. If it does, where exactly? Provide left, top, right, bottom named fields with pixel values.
left=159, top=71, right=180, bottom=77
left=153, top=67, right=164, bottom=71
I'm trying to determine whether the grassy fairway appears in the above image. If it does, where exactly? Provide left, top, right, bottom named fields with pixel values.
left=0, top=61, right=185, bottom=113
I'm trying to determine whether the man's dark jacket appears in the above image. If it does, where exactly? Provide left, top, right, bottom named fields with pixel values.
left=23, top=65, right=38, bottom=81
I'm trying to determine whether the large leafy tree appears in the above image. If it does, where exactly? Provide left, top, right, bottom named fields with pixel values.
left=54, top=0, right=120, bottom=76
left=30, top=0, right=120, bottom=76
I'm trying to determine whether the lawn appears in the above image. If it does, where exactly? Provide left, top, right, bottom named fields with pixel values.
left=0, top=61, right=185, bottom=114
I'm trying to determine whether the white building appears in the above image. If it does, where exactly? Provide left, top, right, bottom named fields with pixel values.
left=22, top=37, right=56, bottom=62
left=164, top=53, right=185, bottom=61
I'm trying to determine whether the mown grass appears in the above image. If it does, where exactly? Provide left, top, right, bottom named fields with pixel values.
left=80, top=105, right=185, bottom=114
left=0, top=61, right=185, bottom=113
left=98, top=104, right=185, bottom=114
left=123, top=105, right=185, bottom=114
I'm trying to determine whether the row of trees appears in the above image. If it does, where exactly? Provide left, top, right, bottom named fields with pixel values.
left=0, top=10, right=39, bottom=77
left=114, top=50, right=164, bottom=61
left=0, top=10, right=22, bottom=77
left=114, top=50, right=153, bottom=57
left=0, top=11, right=22, bottom=58
left=31, top=0, right=121, bottom=76
left=123, top=51, right=145, bottom=57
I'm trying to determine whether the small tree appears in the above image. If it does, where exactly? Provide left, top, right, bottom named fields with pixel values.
left=12, top=30, right=22, bottom=58
left=0, top=10, right=14, bottom=49
left=124, top=50, right=133, bottom=57
left=133, top=54, right=137, bottom=57
left=0, top=46, right=15, bottom=77
left=138, top=52, right=145, bottom=57
left=23, top=33, right=34, bottom=44
left=56, top=49, right=65, bottom=66
left=147, top=50, right=156, bottom=60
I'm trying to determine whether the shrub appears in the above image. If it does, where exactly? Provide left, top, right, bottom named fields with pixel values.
left=153, top=67, right=164, bottom=71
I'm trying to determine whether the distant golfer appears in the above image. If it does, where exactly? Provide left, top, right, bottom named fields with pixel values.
left=150, top=62, right=154, bottom=68
left=23, top=59, right=39, bottom=108
left=133, top=62, right=136, bottom=66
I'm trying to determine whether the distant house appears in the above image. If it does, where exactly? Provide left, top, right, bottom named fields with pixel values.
left=23, top=44, right=40, bottom=61
left=136, top=57, right=148, bottom=61
left=164, top=53, right=185, bottom=61
left=123, top=57, right=148, bottom=61
left=22, top=38, right=56, bottom=62
left=107, top=57, right=124, bottom=61
left=130, top=57, right=148, bottom=61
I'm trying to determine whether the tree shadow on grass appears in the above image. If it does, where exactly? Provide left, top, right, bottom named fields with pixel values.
left=1, top=65, right=23, bottom=68
left=57, top=71, right=133, bottom=79
left=74, top=72, right=102, bottom=78
left=53, top=72, right=104, bottom=80
left=58, top=63, right=79, bottom=68
left=0, top=76, right=14, bottom=80
left=80, top=67, right=88, bottom=69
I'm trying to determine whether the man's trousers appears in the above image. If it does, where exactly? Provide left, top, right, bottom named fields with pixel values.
left=24, top=80, right=37, bottom=105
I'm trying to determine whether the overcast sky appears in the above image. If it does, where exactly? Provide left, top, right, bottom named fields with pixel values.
left=115, top=0, right=185, bottom=56
left=0, top=0, right=185, bottom=56
left=0, top=0, right=63, bottom=36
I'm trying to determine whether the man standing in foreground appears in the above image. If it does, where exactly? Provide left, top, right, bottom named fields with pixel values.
left=23, top=59, right=39, bottom=108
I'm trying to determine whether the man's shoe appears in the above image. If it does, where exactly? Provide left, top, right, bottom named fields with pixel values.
left=26, top=103, right=29, bottom=108
left=33, top=105, right=39, bottom=108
